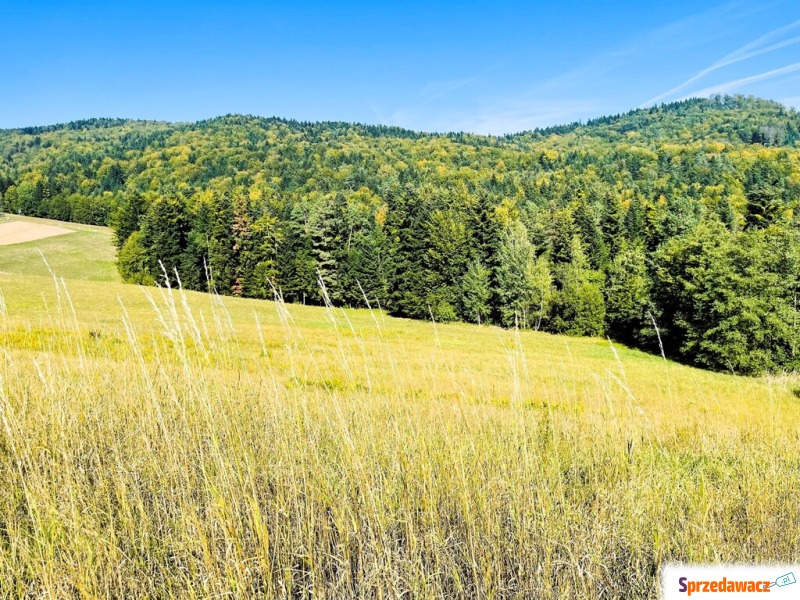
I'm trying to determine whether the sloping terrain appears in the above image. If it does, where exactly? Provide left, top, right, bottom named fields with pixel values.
left=0, top=218, right=73, bottom=245
left=0, top=209, right=798, bottom=598
left=0, top=215, right=119, bottom=281
left=2, top=96, right=799, bottom=374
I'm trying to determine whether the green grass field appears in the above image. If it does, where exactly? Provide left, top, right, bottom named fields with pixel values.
left=0, top=217, right=798, bottom=598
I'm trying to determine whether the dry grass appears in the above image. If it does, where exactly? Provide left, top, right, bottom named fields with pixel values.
left=0, top=216, right=119, bottom=282
left=0, top=220, right=73, bottom=246
left=0, top=269, right=798, bottom=599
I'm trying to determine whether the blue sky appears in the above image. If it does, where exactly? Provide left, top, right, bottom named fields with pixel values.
left=2, top=1, right=799, bottom=134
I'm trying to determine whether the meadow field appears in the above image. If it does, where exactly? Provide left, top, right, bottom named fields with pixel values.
left=0, top=215, right=119, bottom=282
left=0, top=217, right=799, bottom=598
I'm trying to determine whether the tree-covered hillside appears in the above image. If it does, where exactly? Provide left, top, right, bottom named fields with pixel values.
left=2, top=95, right=800, bottom=374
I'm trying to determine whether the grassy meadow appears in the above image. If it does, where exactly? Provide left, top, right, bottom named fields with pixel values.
left=0, top=218, right=799, bottom=598
left=0, top=215, right=120, bottom=282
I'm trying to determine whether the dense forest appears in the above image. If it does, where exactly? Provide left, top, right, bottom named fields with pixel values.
left=2, top=95, right=800, bottom=375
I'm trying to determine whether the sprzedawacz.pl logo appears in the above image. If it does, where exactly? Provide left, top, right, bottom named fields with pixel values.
left=678, top=577, right=771, bottom=595
left=662, top=565, right=797, bottom=599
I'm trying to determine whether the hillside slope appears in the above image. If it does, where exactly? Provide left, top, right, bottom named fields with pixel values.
left=0, top=215, right=119, bottom=281
left=1, top=95, right=799, bottom=374
left=508, top=95, right=800, bottom=146
left=1, top=227, right=799, bottom=597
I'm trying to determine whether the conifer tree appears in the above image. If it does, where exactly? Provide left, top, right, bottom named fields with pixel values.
left=550, top=236, right=605, bottom=336
left=139, top=195, right=191, bottom=284
left=604, top=242, right=652, bottom=345
left=311, top=193, right=345, bottom=303
left=207, top=193, right=236, bottom=293
left=461, top=260, right=492, bottom=324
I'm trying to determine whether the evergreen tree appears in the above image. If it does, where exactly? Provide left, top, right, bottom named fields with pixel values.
left=311, top=193, right=345, bottom=303
left=461, top=260, right=492, bottom=324
left=550, top=236, right=605, bottom=336
left=111, top=192, right=149, bottom=249
left=549, top=207, right=577, bottom=265
left=622, top=195, right=647, bottom=244
left=386, top=187, right=430, bottom=318
left=424, top=208, right=473, bottom=321
left=573, top=200, right=609, bottom=270
left=744, top=156, right=785, bottom=229
left=117, top=231, right=155, bottom=285
left=207, top=193, right=237, bottom=293
left=139, top=195, right=192, bottom=284
left=605, top=242, right=652, bottom=346
left=241, top=213, right=281, bottom=299
left=278, top=218, right=317, bottom=304
left=715, top=197, right=738, bottom=232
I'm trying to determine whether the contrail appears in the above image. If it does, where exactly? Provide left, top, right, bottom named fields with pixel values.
left=678, top=61, right=800, bottom=100
left=641, top=18, right=800, bottom=107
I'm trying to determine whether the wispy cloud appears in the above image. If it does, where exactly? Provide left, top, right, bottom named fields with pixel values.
left=384, top=76, right=481, bottom=131
left=416, top=77, right=479, bottom=106
left=451, top=99, right=598, bottom=136
left=780, top=95, right=800, bottom=109
left=542, top=2, right=753, bottom=97
left=679, top=62, right=800, bottom=99
left=383, top=1, right=787, bottom=134
left=443, top=3, right=753, bottom=134
left=642, top=18, right=800, bottom=106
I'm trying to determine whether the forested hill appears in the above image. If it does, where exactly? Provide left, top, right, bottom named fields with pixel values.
left=2, top=95, right=800, bottom=374
left=508, top=95, right=800, bottom=145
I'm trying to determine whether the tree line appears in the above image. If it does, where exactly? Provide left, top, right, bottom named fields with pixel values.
left=1, top=95, right=800, bottom=374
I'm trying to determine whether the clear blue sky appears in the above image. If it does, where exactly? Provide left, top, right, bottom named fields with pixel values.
left=2, top=1, right=799, bottom=134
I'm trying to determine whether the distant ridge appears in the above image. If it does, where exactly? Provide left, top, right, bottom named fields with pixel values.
left=2, top=94, right=800, bottom=375
left=4, top=95, right=798, bottom=146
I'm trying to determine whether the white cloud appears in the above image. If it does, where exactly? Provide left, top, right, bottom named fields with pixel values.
left=680, top=62, right=800, bottom=99
left=642, top=18, right=800, bottom=107
left=417, top=77, right=479, bottom=104
left=381, top=1, right=791, bottom=134
left=780, top=96, right=800, bottom=108
left=451, top=99, right=598, bottom=136
left=446, top=2, right=760, bottom=134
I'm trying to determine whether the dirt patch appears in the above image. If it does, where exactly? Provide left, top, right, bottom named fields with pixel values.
left=0, top=220, right=75, bottom=246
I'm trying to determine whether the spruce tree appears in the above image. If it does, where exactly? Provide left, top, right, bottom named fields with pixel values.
left=461, top=260, right=492, bottom=324
left=550, top=236, right=605, bottom=336
left=604, top=242, right=652, bottom=345
left=139, top=195, right=192, bottom=284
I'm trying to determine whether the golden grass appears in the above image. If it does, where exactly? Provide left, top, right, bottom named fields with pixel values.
left=0, top=270, right=798, bottom=598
